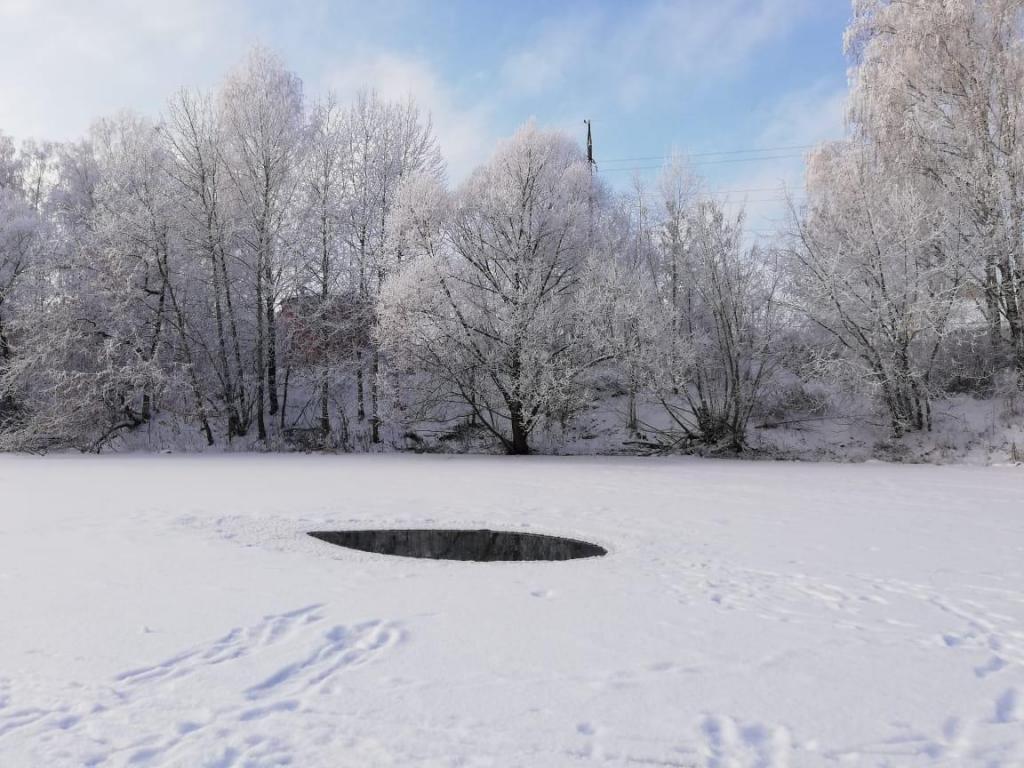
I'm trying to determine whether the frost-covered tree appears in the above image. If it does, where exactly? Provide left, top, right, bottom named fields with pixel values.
left=0, top=182, right=46, bottom=433
left=787, top=141, right=967, bottom=435
left=847, top=0, right=1024, bottom=375
left=88, top=114, right=203, bottom=438
left=643, top=194, right=780, bottom=451
left=598, top=157, right=779, bottom=453
left=219, top=47, right=306, bottom=440
left=0, top=120, right=189, bottom=450
left=163, top=88, right=252, bottom=440
left=340, top=91, right=443, bottom=443
left=0, top=132, right=19, bottom=193
left=7, top=24, right=1024, bottom=457
left=295, top=94, right=351, bottom=444
left=378, top=123, right=604, bottom=454
left=0, top=49, right=452, bottom=452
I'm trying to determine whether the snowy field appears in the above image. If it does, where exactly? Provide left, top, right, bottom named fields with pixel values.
left=1, top=455, right=1023, bottom=768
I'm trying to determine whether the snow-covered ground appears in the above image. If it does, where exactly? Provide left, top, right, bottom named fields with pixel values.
left=1, top=455, right=1023, bottom=767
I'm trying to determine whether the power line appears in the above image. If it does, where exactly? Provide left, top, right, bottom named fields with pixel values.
left=712, top=191, right=805, bottom=198
left=598, top=153, right=808, bottom=172
left=708, top=187, right=806, bottom=197
left=600, top=143, right=816, bottom=165
left=710, top=185, right=805, bottom=194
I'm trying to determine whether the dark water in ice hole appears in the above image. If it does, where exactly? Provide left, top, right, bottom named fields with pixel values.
left=308, top=529, right=607, bottom=562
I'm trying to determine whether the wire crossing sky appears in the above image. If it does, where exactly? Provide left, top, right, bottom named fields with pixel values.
left=0, top=0, right=852, bottom=229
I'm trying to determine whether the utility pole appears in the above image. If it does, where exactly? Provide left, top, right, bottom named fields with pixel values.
left=584, top=120, right=596, bottom=247
left=584, top=119, right=596, bottom=174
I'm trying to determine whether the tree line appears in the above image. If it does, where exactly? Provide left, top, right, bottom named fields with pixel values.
left=1, top=1, right=1021, bottom=455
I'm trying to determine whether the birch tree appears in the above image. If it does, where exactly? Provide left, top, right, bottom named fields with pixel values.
left=219, top=47, right=306, bottom=441
left=340, top=91, right=443, bottom=443
left=163, top=88, right=252, bottom=439
left=293, top=94, right=353, bottom=445
left=847, top=0, right=1024, bottom=375
left=787, top=141, right=967, bottom=435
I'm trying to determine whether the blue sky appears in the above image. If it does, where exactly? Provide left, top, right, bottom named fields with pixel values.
left=0, top=0, right=852, bottom=232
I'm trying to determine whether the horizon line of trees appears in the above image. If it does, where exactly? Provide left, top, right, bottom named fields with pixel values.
left=1, top=0, right=1022, bottom=455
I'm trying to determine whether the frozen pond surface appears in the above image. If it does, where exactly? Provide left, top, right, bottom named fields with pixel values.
left=0, top=454, right=1023, bottom=767
left=309, top=528, right=607, bottom=561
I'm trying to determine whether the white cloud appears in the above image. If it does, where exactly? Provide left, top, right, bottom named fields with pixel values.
left=755, top=80, right=848, bottom=149
left=498, top=14, right=599, bottom=97
left=0, top=2, right=495, bottom=179
left=0, top=0, right=254, bottom=142
left=0, top=0, right=838, bottom=194
left=499, top=0, right=814, bottom=108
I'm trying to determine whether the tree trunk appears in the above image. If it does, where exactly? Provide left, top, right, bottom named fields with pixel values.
left=208, top=239, right=240, bottom=437
left=0, top=312, right=9, bottom=364
left=266, top=283, right=279, bottom=417
left=356, top=354, right=365, bottom=421
left=161, top=256, right=214, bottom=447
left=986, top=255, right=1004, bottom=357
left=0, top=302, right=8, bottom=362
left=255, top=259, right=267, bottom=442
left=218, top=246, right=248, bottom=434
left=508, top=402, right=530, bottom=455
left=999, top=255, right=1023, bottom=363
left=279, top=365, right=290, bottom=431
left=319, top=213, right=332, bottom=444
left=998, top=253, right=1024, bottom=380
left=320, top=370, right=331, bottom=444
left=140, top=277, right=167, bottom=424
left=370, top=350, right=380, bottom=443
left=627, top=386, right=638, bottom=435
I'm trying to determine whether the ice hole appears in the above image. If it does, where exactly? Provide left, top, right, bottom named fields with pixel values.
left=308, top=529, right=607, bottom=562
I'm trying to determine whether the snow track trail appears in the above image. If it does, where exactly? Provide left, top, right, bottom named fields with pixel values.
left=0, top=606, right=405, bottom=767
left=1, top=455, right=1023, bottom=766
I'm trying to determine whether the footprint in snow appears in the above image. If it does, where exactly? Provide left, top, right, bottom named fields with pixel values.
left=697, top=713, right=792, bottom=768
left=996, top=688, right=1020, bottom=723
left=115, top=604, right=328, bottom=691
left=0, top=606, right=405, bottom=767
left=244, top=620, right=403, bottom=700
left=975, top=655, right=1008, bottom=678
